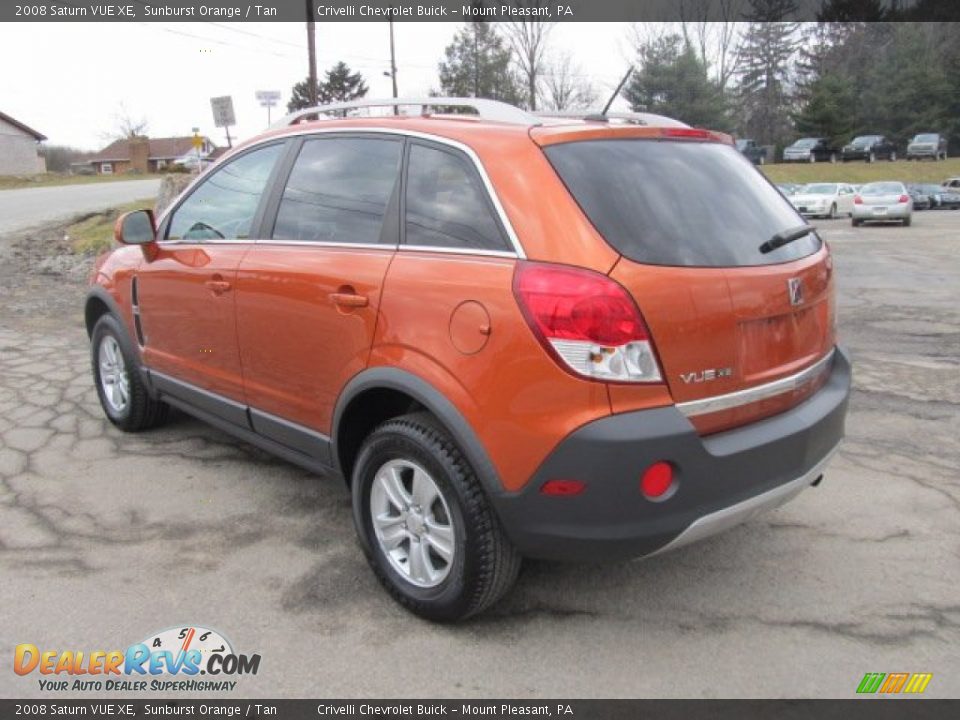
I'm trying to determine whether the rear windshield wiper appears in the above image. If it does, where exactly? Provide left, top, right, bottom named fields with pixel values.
left=759, top=225, right=816, bottom=254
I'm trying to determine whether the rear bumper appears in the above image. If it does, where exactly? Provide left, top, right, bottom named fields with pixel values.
left=852, top=204, right=911, bottom=220
left=491, top=346, right=851, bottom=562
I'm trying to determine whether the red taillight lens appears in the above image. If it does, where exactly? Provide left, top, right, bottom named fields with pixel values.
left=513, top=262, right=662, bottom=383
left=854, top=195, right=863, bottom=204
left=898, top=194, right=910, bottom=203
left=640, top=462, right=675, bottom=500
left=515, top=263, right=647, bottom=345
left=540, top=479, right=586, bottom=496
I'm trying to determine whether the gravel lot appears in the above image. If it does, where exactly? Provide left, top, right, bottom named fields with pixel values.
left=1, top=211, right=958, bottom=698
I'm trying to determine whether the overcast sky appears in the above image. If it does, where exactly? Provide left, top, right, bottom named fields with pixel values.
left=0, top=22, right=639, bottom=150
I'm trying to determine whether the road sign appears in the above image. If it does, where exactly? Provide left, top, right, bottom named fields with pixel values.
left=255, top=90, right=281, bottom=107
left=191, top=134, right=203, bottom=150
left=210, top=96, right=236, bottom=128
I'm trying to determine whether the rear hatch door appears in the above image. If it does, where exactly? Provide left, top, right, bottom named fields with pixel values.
left=542, top=136, right=835, bottom=433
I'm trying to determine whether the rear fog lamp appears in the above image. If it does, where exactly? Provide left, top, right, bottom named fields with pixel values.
left=640, top=462, right=676, bottom=500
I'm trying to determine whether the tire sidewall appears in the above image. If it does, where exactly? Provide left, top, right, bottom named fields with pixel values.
left=351, top=424, right=480, bottom=618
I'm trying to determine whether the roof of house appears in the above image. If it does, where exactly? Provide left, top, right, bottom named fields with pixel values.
left=0, top=111, right=47, bottom=141
left=88, top=136, right=215, bottom=162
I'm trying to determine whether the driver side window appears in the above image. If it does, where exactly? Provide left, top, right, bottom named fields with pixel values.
left=166, top=143, right=283, bottom=241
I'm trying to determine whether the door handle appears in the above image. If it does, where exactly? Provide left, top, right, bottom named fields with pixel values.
left=330, top=292, right=369, bottom=308
left=205, top=279, right=232, bottom=295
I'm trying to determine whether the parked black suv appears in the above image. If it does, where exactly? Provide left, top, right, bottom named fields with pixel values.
left=735, top=138, right=768, bottom=165
left=841, top=135, right=897, bottom=162
left=782, top=137, right=838, bottom=163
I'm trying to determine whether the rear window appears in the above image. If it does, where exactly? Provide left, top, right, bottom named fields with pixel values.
left=544, top=139, right=819, bottom=267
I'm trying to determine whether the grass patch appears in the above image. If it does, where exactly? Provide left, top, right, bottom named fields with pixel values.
left=0, top=173, right=165, bottom=191
left=762, top=157, right=960, bottom=185
left=67, top=198, right=154, bottom=255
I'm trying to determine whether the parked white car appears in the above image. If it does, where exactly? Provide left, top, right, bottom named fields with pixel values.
left=789, top=183, right=857, bottom=219
left=852, top=181, right=913, bottom=226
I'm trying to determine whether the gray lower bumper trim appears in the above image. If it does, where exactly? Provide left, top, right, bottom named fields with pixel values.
left=650, top=444, right=840, bottom=557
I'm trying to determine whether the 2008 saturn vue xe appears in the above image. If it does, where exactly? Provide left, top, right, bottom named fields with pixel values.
left=85, top=98, right=850, bottom=621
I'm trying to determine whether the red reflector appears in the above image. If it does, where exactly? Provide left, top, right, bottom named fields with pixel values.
left=640, top=462, right=675, bottom=500
left=662, top=127, right=712, bottom=139
left=540, top=479, right=586, bottom=497
left=898, top=194, right=910, bottom=204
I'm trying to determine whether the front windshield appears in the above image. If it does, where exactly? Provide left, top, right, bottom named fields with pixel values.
left=803, top=184, right=838, bottom=195
left=851, top=136, right=879, bottom=147
left=862, top=182, right=903, bottom=195
left=914, top=134, right=938, bottom=143
left=792, top=138, right=818, bottom=148
left=735, top=140, right=748, bottom=150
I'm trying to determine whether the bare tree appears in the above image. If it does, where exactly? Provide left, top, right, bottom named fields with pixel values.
left=541, top=52, right=598, bottom=112
left=501, top=2, right=554, bottom=110
left=111, top=103, right=149, bottom=139
left=678, top=0, right=747, bottom=91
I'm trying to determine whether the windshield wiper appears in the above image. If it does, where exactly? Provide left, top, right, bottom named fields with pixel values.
left=759, top=225, right=816, bottom=254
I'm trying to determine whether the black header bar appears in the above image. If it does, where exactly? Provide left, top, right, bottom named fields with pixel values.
left=2, top=0, right=959, bottom=23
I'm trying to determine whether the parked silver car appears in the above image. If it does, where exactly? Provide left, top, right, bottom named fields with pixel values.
left=906, top=133, right=947, bottom=161
left=852, top=181, right=913, bottom=226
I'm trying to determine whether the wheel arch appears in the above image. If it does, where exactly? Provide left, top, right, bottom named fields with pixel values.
left=332, top=367, right=504, bottom=502
left=84, top=287, right=124, bottom=338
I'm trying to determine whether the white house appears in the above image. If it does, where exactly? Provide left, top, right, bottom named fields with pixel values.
left=0, top=111, right=46, bottom=174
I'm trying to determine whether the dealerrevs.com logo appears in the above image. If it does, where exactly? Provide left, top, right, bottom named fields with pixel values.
left=14, top=626, right=261, bottom=692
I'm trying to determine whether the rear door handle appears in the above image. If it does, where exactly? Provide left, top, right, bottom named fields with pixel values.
left=330, top=292, right=369, bottom=308
left=205, top=280, right=232, bottom=295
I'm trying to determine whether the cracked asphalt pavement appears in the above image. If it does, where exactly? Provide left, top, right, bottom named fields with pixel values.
left=1, top=210, right=958, bottom=698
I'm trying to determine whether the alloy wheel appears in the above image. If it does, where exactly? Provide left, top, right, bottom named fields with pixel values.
left=370, top=459, right=456, bottom=588
left=98, top=335, right=130, bottom=414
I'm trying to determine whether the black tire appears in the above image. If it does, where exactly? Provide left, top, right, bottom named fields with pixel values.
left=903, top=216, right=912, bottom=227
left=351, top=412, right=521, bottom=621
left=91, top=314, right=169, bottom=432
left=852, top=218, right=862, bottom=227
left=829, top=203, right=837, bottom=219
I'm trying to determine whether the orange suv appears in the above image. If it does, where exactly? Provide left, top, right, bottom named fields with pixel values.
left=87, top=98, right=850, bottom=620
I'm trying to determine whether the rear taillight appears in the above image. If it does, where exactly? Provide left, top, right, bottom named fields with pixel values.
left=854, top=195, right=863, bottom=204
left=898, top=194, right=910, bottom=204
left=513, top=262, right=662, bottom=383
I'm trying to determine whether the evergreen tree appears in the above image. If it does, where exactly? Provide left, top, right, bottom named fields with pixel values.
left=735, top=1, right=799, bottom=145
left=438, top=22, right=524, bottom=104
left=792, top=73, right=856, bottom=146
left=623, top=35, right=729, bottom=129
left=287, top=62, right=369, bottom=112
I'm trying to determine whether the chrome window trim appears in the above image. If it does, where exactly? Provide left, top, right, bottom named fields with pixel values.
left=254, top=240, right=391, bottom=250
left=676, top=349, right=836, bottom=418
left=399, top=244, right=518, bottom=259
left=155, top=127, right=527, bottom=259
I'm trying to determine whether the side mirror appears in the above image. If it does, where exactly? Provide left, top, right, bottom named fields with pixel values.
left=114, top=209, right=156, bottom=246
left=114, top=209, right=159, bottom=260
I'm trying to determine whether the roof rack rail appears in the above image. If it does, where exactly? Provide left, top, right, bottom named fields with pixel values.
left=272, top=97, right=539, bottom=129
left=535, top=111, right=689, bottom=128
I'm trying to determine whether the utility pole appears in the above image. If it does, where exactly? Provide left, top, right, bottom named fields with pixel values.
left=388, top=12, right=398, bottom=114
left=306, top=0, right=318, bottom=106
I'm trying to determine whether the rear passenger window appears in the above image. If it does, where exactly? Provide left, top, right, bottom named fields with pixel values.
left=272, top=137, right=402, bottom=244
left=167, top=143, right=282, bottom=241
left=404, top=144, right=509, bottom=252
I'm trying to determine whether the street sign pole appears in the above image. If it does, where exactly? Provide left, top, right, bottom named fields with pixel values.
left=255, top=90, right=282, bottom=128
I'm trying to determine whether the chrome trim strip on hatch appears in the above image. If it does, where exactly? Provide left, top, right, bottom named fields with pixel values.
left=649, top=444, right=840, bottom=557
left=676, top=349, right=836, bottom=418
